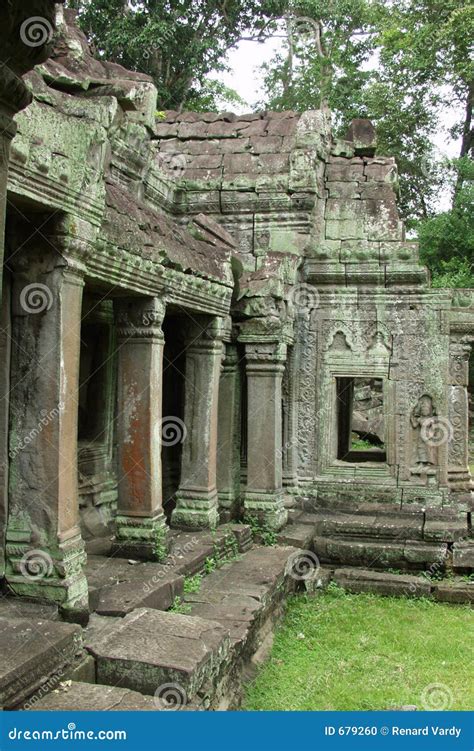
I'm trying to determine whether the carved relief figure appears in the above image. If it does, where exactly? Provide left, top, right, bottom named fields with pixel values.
left=410, top=394, right=437, bottom=467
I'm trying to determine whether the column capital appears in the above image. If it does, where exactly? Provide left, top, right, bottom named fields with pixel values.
left=115, top=296, right=166, bottom=340
left=245, top=341, right=287, bottom=374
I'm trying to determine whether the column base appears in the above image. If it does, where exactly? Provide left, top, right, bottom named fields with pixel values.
left=112, top=514, right=169, bottom=561
left=244, top=492, right=288, bottom=531
left=217, top=490, right=242, bottom=523
left=5, top=532, right=88, bottom=613
left=171, top=489, right=219, bottom=530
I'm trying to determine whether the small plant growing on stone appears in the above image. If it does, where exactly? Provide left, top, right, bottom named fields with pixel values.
left=169, top=595, right=191, bottom=615
left=246, top=515, right=277, bottom=547
left=183, top=574, right=202, bottom=594
left=154, top=527, right=168, bottom=562
left=204, top=555, right=218, bottom=574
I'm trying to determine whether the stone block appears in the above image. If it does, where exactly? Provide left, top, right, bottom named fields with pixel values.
left=327, top=181, right=361, bottom=199
left=28, top=682, right=158, bottom=711
left=94, top=572, right=184, bottom=616
left=345, top=119, right=377, bottom=156
left=326, top=159, right=364, bottom=182
left=403, top=541, right=447, bottom=565
left=433, top=583, right=474, bottom=604
left=0, top=617, right=82, bottom=709
left=453, top=541, right=474, bottom=569
left=326, top=218, right=366, bottom=240
left=423, top=519, right=467, bottom=542
left=334, top=568, right=431, bottom=598
left=87, top=608, right=230, bottom=702
left=0, top=598, right=59, bottom=621
left=277, top=523, right=315, bottom=550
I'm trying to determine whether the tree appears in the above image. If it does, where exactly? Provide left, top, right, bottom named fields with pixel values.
left=68, top=0, right=286, bottom=110
left=258, top=0, right=473, bottom=224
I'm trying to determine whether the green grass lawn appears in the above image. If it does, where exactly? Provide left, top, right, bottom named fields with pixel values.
left=244, top=586, right=473, bottom=711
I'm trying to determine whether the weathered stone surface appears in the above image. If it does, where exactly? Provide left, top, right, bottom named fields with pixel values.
left=334, top=568, right=431, bottom=598
left=0, top=617, right=82, bottom=709
left=453, top=541, right=474, bottom=569
left=433, top=582, right=474, bottom=604
left=345, top=119, right=377, bottom=156
left=0, top=597, right=59, bottom=621
left=423, top=519, right=467, bottom=542
left=95, top=573, right=183, bottom=617
left=314, top=536, right=447, bottom=568
left=86, top=608, right=230, bottom=702
left=28, top=682, right=158, bottom=711
left=277, top=523, right=315, bottom=549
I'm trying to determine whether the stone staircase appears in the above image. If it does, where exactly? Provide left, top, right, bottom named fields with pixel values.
left=287, top=505, right=473, bottom=573
left=1, top=511, right=472, bottom=711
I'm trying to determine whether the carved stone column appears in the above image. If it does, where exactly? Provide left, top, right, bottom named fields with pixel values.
left=172, top=317, right=224, bottom=530
left=113, top=297, right=168, bottom=560
left=447, top=339, right=472, bottom=501
left=244, top=342, right=288, bottom=531
left=6, top=254, right=88, bottom=616
left=217, top=343, right=241, bottom=521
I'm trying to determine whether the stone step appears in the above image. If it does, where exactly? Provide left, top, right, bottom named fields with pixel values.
left=331, top=567, right=474, bottom=604
left=86, top=555, right=184, bottom=615
left=333, top=568, right=431, bottom=598
left=27, top=682, right=158, bottom=711
left=184, top=545, right=301, bottom=657
left=0, top=616, right=82, bottom=709
left=315, top=512, right=424, bottom=540
left=85, top=607, right=230, bottom=708
left=277, top=523, right=315, bottom=549
left=313, top=535, right=447, bottom=569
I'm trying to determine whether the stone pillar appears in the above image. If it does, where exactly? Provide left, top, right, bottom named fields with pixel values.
left=113, top=297, right=168, bottom=560
left=447, top=340, right=472, bottom=501
left=6, top=256, right=88, bottom=615
left=217, top=343, right=241, bottom=521
left=244, top=342, right=288, bottom=531
left=172, top=317, right=224, bottom=530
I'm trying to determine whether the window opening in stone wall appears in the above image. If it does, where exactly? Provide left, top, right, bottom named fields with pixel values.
left=336, top=377, right=386, bottom=463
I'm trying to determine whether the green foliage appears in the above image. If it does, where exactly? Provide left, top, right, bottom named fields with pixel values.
left=183, top=574, right=203, bottom=593
left=70, top=0, right=286, bottom=110
left=169, top=595, right=192, bottom=614
left=259, top=0, right=473, bottom=224
left=417, top=160, right=474, bottom=285
left=246, top=515, right=278, bottom=546
left=244, top=592, right=473, bottom=710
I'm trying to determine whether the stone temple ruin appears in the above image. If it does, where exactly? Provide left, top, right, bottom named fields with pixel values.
left=0, top=2, right=473, bottom=712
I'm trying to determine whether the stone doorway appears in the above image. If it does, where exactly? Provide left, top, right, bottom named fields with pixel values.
left=77, top=293, right=117, bottom=548
left=336, top=377, right=386, bottom=463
